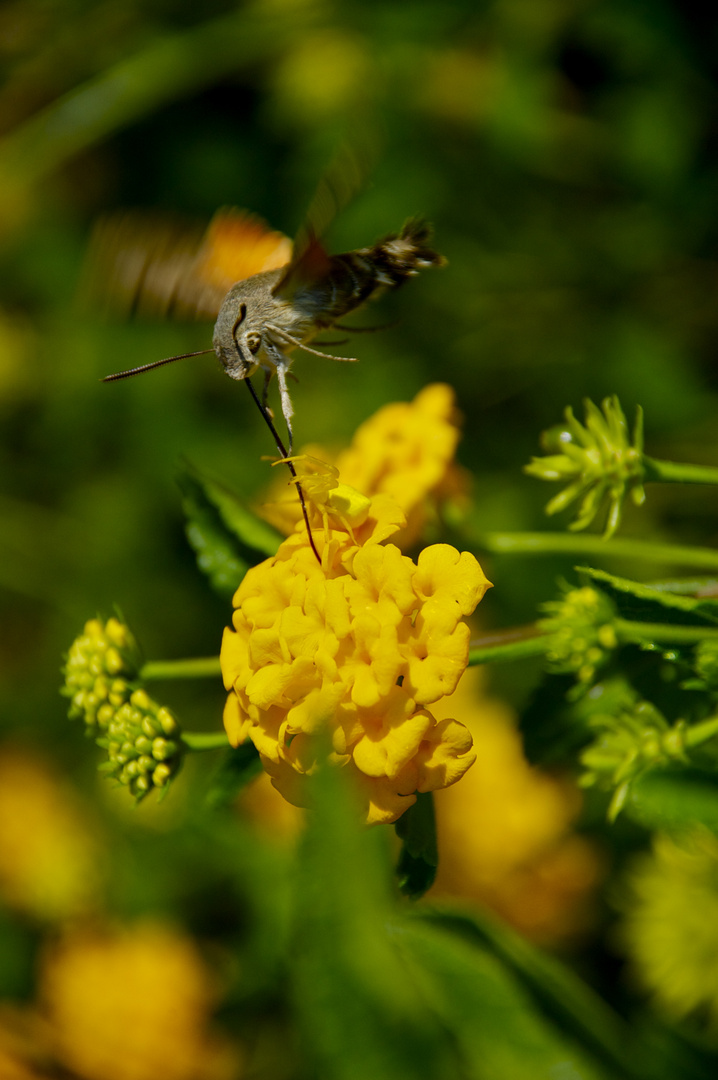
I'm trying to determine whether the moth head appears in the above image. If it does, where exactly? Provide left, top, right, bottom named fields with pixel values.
left=213, top=297, right=264, bottom=380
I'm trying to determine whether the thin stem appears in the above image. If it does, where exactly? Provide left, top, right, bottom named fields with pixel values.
left=480, top=532, right=718, bottom=570
left=468, top=617, right=718, bottom=668
left=469, top=628, right=549, bottom=665
left=181, top=732, right=231, bottom=752
left=141, top=657, right=222, bottom=681
left=643, top=456, right=718, bottom=486
left=615, top=619, right=718, bottom=646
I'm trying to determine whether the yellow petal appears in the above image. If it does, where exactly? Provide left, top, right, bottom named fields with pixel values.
left=413, top=545, right=491, bottom=614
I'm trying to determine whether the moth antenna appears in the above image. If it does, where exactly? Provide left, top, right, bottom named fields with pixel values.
left=267, top=325, right=358, bottom=363
left=102, top=348, right=215, bottom=382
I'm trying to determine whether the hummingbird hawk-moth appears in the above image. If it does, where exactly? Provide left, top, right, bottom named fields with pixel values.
left=90, top=166, right=445, bottom=562
left=93, top=203, right=445, bottom=450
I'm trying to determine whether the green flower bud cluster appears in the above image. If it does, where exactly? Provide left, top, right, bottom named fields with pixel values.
left=62, top=617, right=141, bottom=730
left=687, top=639, right=718, bottom=693
left=524, top=395, right=645, bottom=539
left=580, top=700, right=688, bottom=820
left=540, top=586, right=619, bottom=692
left=62, top=619, right=183, bottom=801
left=96, top=688, right=182, bottom=800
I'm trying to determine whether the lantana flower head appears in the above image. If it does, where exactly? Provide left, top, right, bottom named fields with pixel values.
left=260, top=383, right=468, bottom=547
left=221, top=478, right=491, bottom=824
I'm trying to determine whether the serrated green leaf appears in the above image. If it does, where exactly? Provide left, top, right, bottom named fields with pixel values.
left=577, top=567, right=718, bottom=627
left=197, top=470, right=283, bottom=556
left=177, top=463, right=282, bottom=596
left=626, top=767, right=718, bottom=832
left=205, top=743, right=263, bottom=809
left=395, top=792, right=438, bottom=899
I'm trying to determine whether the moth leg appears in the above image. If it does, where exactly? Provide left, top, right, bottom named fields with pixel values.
left=274, top=358, right=295, bottom=454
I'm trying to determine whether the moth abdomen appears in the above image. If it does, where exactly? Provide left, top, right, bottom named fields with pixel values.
left=310, top=218, right=445, bottom=325
left=357, top=217, right=445, bottom=288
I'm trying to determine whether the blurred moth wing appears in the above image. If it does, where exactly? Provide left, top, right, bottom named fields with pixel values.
left=83, top=208, right=292, bottom=321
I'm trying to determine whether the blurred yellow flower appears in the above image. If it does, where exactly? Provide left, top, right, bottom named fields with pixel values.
left=221, top=487, right=491, bottom=825
left=260, top=383, right=468, bottom=548
left=0, top=748, right=101, bottom=921
left=0, top=1005, right=53, bottom=1079
left=428, top=668, right=601, bottom=944
left=619, top=829, right=718, bottom=1030
left=40, top=921, right=240, bottom=1080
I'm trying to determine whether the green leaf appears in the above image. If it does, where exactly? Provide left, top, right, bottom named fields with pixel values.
left=577, top=567, right=718, bottom=627
left=205, top=743, right=263, bottom=809
left=395, top=792, right=438, bottom=899
left=626, top=767, right=718, bottom=832
left=290, top=760, right=455, bottom=1080
left=394, top=914, right=615, bottom=1080
left=177, top=463, right=282, bottom=596
left=415, top=907, right=644, bottom=1080
left=520, top=671, right=594, bottom=765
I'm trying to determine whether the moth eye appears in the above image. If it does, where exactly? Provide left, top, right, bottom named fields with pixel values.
left=246, top=332, right=261, bottom=354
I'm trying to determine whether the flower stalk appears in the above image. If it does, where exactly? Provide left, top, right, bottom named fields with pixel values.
left=479, top=531, right=718, bottom=570
left=141, top=657, right=223, bottom=681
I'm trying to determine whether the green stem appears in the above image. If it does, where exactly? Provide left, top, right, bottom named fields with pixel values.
left=181, top=732, right=231, bottom=752
left=481, top=531, right=718, bottom=570
left=469, top=627, right=549, bottom=665
left=468, top=617, right=718, bottom=668
left=141, top=657, right=222, bottom=681
left=685, top=715, right=718, bottom=748
left=615, top=620, right=718, bottom=646
left=643, top=456, right=718, bottom=486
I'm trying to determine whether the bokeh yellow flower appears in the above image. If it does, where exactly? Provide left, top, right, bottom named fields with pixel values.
left=0, top=747, right=101, bottom=921
left=428, top=668, right=601, bottom=944
left=260, top=383, right=468, bottom=547
left=40, top=921, right=240, bottom=1080
left=0, top=1004, right=52, bottom=1079
left=221, top=487, right=490, bottom=825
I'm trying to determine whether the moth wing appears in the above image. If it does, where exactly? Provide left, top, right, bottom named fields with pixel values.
left=272, top=141, right=372, bottom=301
left=81, top=208, right=292, bottom=320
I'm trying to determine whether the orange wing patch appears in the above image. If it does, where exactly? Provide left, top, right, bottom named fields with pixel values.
left=195, top=209, right=292, bottom=294
left=82, top=208, right=292, bottom=322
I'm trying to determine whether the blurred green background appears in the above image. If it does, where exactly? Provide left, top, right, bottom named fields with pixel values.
left=3, top=0, right=718, bottom=1073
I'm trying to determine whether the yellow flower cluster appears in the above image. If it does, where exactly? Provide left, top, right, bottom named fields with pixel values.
left=39, top=921, right=240, bottom=1080
left=428, top=669, right=600, bottom=944
left=260, top=383, right=467, bottom=547
left=0, top=748, right=100, bottom=921
left=221, top=488, right=490, bottom=824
